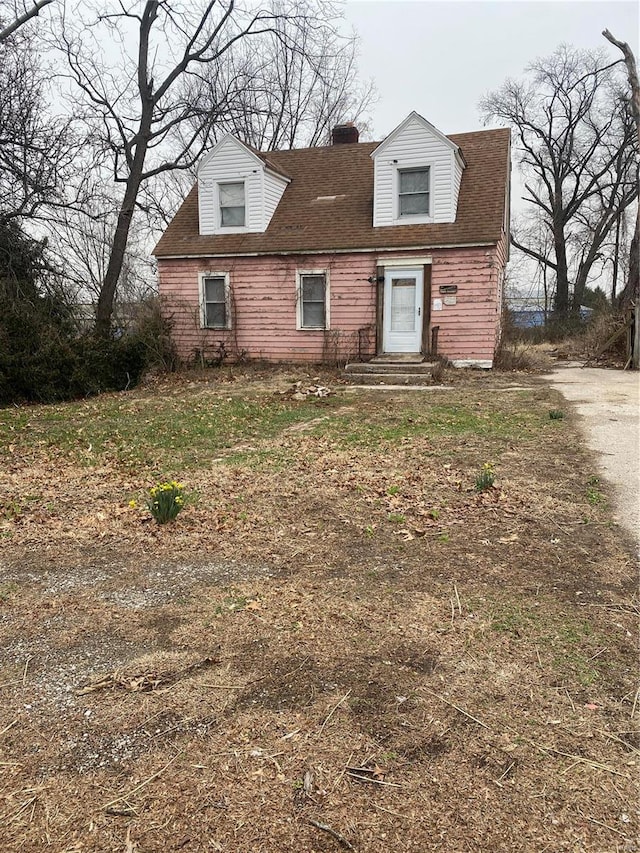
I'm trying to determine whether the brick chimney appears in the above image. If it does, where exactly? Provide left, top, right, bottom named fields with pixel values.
left=331, top=122, right=359, bottom=145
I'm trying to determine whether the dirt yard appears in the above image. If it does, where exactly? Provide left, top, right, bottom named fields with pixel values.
left=0, top=365, right=637, bottom=852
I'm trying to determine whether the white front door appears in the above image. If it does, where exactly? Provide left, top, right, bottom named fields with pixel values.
left=383, top=267, right=424, bottom=353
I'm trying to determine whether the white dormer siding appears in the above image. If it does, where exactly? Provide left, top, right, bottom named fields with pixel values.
left=263, top=169, right=288, bottom=226
left=452, top=151, right=464, bottom=218
left=371, top=112, right=465, bottom=228
left=197, top=135, right=289, bottom=235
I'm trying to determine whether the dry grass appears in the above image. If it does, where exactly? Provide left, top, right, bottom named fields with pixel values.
left=494, top=339, right=555, bottom=372
left=0, top=367, right=638, bottom=852
left=553, top=312, right=630, bottom=367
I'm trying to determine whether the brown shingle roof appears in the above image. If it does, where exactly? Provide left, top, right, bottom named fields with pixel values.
left=153, top=129, right=510, bottom=258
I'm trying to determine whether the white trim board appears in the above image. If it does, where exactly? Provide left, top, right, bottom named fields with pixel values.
left=451, top=359, right=493, bottom=369
left=377, top=256, right=432, bottom=267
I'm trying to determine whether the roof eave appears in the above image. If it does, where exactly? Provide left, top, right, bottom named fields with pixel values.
left=154, top=239, right=499, bottom=260
left=264, top=164, right=292, bottom=184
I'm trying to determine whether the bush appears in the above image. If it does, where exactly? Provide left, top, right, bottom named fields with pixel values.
left=131, top=296, right=178, bottom=372
left=0, top=329, right=151, bottom=404
left=0, top=219, right=176, bottom=403
left=0, top=221, right=77, bottom=403
left=68, top=335, right=148, bottom=398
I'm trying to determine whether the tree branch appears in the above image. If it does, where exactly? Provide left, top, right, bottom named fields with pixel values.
left=0, top=0, right=54, bottom=42
left=511, top=235, right=558, bottom=270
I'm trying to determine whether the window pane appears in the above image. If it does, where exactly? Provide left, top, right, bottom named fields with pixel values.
left=219, top=182, right=244, bottom=206
left=221, top=205, right=245, bottom=226
left=205, top=303, right=226, bottom=328
left=400, top=193, right=429, bottom=215
left=303, top=302, right=325, bottom=328
left=390, top=278, right=415, bottom=332
left=205, top=277, right=225, bottom=302
left=302, top=275, right=325, bottom=303
left=300, top=273, right=326, bottom=328
left=219, top=182, right=245, bottom=226
left=400, top=169, right=429, bottom=193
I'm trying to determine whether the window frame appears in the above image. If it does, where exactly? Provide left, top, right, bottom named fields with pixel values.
left=199, top=271, right=231, bottom=330
left=397, top=166, right=431, bottom=219
left=217, top=180, right=247, bottom=230
left=296, top=269, right=330, bottom=331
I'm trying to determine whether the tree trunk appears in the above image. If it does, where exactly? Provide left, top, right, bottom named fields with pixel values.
left=93, top=3, right=159, bottom=339
left=94, top=109, right=152, bottom=338
left=618, top=209, right=640, bottom=308
left=611, top=211, right=621, bottom=302
left=552, top=222, right=570, bottom=317
left=94, top=176, right=143, bottom=337
left=602, top=31, right=640, bottom=314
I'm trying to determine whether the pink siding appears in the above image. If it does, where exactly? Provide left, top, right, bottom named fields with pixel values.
left=158, top=244, right=505, bottom=366
left=494, top=231, right=508, bottom=347
left=430, top=245, right=503, bottom=365
left=159, top=254, right=376, bottom=363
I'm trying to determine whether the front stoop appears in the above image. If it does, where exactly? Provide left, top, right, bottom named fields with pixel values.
left=369, top=353, right=426, bottom=364
left=343, top=358, right=437, bottom=386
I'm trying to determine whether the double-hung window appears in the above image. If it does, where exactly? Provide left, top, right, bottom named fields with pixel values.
left=200, top=273, right=230, bottom=329
left=297, top=271, right=329, bottom=330
left=398, top=167, right=430, bottom=217
left=219, top=181, right=245, bottom=227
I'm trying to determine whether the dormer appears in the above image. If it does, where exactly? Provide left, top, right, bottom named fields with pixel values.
left=197, top=135, right=290, bottom=236
left=370, top=112, right=466, bottom=227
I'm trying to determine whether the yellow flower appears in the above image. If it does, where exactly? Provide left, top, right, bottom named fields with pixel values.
left=128, top=499, right=137, bottom=508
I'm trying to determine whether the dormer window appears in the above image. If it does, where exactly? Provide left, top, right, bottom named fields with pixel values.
left=196, top=134, right=291, bottom=235
left=398, top=167, right=430, bottom=217
left=219, top=181, right=245, bottom=227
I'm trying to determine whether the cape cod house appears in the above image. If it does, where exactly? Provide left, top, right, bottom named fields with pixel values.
left=154, top=112, right=511, bottom=368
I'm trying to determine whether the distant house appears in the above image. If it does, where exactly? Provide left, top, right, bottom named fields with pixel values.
left=154, top=112, right=511, bottom=368
left=507, top=297, right=593, bottom=328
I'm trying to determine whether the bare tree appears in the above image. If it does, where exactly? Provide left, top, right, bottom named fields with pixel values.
left=59, top=0, right=343, bottom=337
left=481, top=45, right=638, bottom=318
left=186, top=10, right=374, bottom=151
left=603, top=29, right=639, bottom=314
left=0, top=0, right=53, bottom=41
left=510, top=213, right=557, bottom=316
left=0, top=26, right=77, bottom=224
left=46, top=184, right=155, bottom=310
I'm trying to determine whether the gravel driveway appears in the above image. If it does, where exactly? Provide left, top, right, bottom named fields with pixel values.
left=545, top=363, right=639, bottom=553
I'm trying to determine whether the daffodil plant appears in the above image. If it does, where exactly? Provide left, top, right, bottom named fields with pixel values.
left=147, top=481, right=185, bottom=524
left=475, top=463, right=495, bottom=492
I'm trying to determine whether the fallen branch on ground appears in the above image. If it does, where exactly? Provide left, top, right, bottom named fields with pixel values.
left=309, top=818, right=356, bottom=851
left=103, top=752, right=183, bottom=809
left=79, top=657, right=218, bottom=694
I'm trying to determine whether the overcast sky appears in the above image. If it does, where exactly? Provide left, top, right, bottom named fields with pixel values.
left=343, top=0, right=639, bottom=138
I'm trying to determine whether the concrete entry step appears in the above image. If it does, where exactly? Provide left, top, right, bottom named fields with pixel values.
left=369, top=353, right=425, bottom=364
left=344, top=361, right=437, bottom=375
